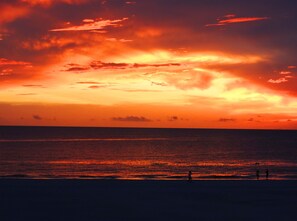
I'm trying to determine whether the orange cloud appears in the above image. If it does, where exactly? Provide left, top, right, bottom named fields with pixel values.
left=165, top=71, right=214, bottom=90
left=89, top=85, right=103, bottom=89
left=206, top=15, right=270, bottom=27
left=268, top=78, right=288, bottom=84
left=0, top=58, right=45, bottom=87
left=0, top=5, right=29, bottom=24
left=136, top=28, right=162, bottom=38
left=0, top=58, right=32, bottom=79
left=76, top=81, right=102, bottom=84
left=21, top=36, right=77, bottom=50
left=0, top=69, right=13, bottom=76
left=0, top=58, right=31, bottom=66
left=106, top=38, right=133, bottom=42
left=50, top=18, right=128, bottom=32
left=22, top=84, right=44, bottom=88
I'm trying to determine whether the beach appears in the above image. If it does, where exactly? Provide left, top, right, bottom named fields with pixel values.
left=1, top=180, right=296, bottom=221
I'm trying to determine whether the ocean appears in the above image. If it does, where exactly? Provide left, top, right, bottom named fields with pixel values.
left=0, top=126, right=296, bottom=180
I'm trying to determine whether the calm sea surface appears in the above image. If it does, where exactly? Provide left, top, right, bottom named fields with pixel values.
left=0, top=126, right=297, bottom=180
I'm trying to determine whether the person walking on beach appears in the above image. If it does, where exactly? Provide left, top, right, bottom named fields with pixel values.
left=188, top=171, right=192, bottom=182
left=265, top=169, right=269, bottom=180
left=256, top=169, right=260, bottom=180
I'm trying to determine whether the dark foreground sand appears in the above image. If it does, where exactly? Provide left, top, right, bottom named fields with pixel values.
left=0, top=180, right=297, bottom=221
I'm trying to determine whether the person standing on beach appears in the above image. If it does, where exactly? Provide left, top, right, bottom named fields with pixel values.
left=188, top=171, right=192, bottom=182
left=266, top=169, right=269, bottom=180
left=256, top=169, right=260, bottom=180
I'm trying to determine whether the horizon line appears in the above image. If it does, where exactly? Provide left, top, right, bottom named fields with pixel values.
left=0, top=125, right=296, bottom=131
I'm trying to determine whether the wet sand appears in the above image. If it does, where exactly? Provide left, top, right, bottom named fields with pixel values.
left=1, top=179, right=297, bottom=221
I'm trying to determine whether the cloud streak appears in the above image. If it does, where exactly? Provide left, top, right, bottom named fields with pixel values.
left=112, top=116, right=152, bottom=122
left=21, top=0, right=88, bottom=7
left=268, top=78, right=288, bottom=84
left=33, top=114, right=42, bottom=120
left=206, top=15, right=270, bottom=27
left=50, top=18, right=128, bottom=32
left=64, top=61, right=181, bottom=72
left=219, top=118, right=236, bottom=122
left=0, top=58, right=31, bottom=66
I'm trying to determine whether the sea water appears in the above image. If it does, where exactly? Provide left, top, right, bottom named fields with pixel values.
left=0, top=126, right=296, bottom=180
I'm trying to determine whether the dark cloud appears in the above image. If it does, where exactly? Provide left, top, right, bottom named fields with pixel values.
left=64, top=61, right=181, bottom=72
left=219, top=118, right=236, bottom=122
left=90, top=61, right=129, bottom=69
left=65, top=66, right=89, bottom=72
left=112, top=116, right=152, bottom=122
left=168, top=116, right=188, bottom=122
left=76, top=81, right=112, bottom=89
left=32, top=114, right=42, bottom=120
left=133, top=63, right=180, bottom=68
left=168, top=116, right=178, bottom=121
left=64, top=63, right=88, bottom=71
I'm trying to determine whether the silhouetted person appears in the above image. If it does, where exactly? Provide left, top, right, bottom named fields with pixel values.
left=256, top=169, right=260, bottom=180
left=188, top=171, right=192, bottom=182
left=266, top=169, right=269, bottom=180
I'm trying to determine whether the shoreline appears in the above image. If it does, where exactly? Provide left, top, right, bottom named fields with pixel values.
left=0, top=174, right=295, bottom=180
left=1, top=179, right=297, bottom=221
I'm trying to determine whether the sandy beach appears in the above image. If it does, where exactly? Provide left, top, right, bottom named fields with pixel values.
left=1, top=179, right=296, bottom=221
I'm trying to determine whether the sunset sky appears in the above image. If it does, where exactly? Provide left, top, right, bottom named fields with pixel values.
left=1, top=0, right=297, bottom=128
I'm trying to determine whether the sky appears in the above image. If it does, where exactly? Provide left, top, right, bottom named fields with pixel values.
left=1, top=0, right=297, bottom=129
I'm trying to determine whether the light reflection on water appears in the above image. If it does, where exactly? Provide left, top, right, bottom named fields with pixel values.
left=0, top=127, right=297, bottom=180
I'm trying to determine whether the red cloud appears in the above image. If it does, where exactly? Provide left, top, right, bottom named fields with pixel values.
left=206, top=16, right=270, bottom=27
left=0, top=58, right=41, bottom=86
left=0, top=58, right=31, bottom=66
left=20, top=0, right=88, bottom=6
left=0, top=5, right=29, bottom=24
left=0, top=58, right=32, bottom=79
